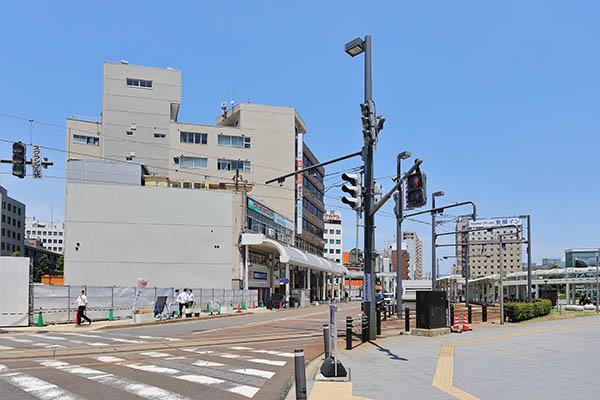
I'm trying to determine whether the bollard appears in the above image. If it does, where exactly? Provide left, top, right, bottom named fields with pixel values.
left=376, top=305, right=381, bottom=336
left=323, top=325, right=330, bottom=358
left=482, top=304, right=487, bottom=322
left=294, top=348, right=307, bottom=400
left=346, top=316, right=353, bottom=350
left=405, top=307, right=410, bottom=332
left=383, top=305, right=387, bottom=321
left=467, top=304, right=472, bottom=325
left=361, top=314, right=368, bottom=343
left=449, top=303, right=455, bottom=326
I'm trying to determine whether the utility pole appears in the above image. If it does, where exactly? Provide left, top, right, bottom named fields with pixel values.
left=394, top=152, right=410, bottom=316
left=596, top=255, right=599, bottom=314
left=431, top=191, right=444, bottom=290
left=499, top=235, right=505, bottom=324
left=526, top=215, right=532, bottom=302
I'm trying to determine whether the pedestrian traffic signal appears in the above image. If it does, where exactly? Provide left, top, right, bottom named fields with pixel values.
left=360, top=101, right=377, bottom=144
left=12, top=141, right=26, bottom=179
left=341, top=172, right=362, bottom=211
left=405, top=170, right=427, bottom=208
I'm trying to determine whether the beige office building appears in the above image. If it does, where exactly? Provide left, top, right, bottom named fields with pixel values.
left=66, top=62, right=325, bottom=254
left=456, top=218, right=523, bottom=278
left=402, top=231, right=423, bottom=279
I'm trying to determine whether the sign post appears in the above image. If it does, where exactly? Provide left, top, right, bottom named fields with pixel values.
left=329, top=304, right=338, bottom=377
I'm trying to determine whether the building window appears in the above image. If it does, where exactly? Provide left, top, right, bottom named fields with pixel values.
left=336, top=230, right=341, bottom=235
left=180, top=156, right=207, bottom=169
left=336, top=239, right=341, bottom=244
left=59, top=232, right=62, bottom=236
left=182, top=182, right=191, bottom=189
left=218, top=135, right=251, bottom=148
left=218, top=159, right=251, bottom=172
left=180, top=132, right=207, bottom=144
left=329, top=229, right=334, bottom=234
left=1, top=228, right=4, bottom=236
left=336, top=249, right=341, bottom=254
left=73, top=134, right=99, bottom=146
left=59, top=240, right=63, bottom=244
left=154, top=133, right=166, bottom=139
left=329, top=249, right=334, bottom=254
left=1, top=215, right=3, bottom=222
left=17, top=221, right=20, bottom=228
left=126, top=78, right=152, bottom=88
left=193, top=183, right=202, bottom=189
left=126, top=130, right=134, bottom=136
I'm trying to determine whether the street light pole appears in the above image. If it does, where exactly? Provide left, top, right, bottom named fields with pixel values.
left=527, top=215, right=532, bottom=302
left=431, top=191, right=444, bottom=290
left=596, top=255, right=599, bottom=314
left=499, top=236, right=504, bottom=324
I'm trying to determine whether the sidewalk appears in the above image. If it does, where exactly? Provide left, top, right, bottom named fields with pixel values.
left=302, top=315, right=600, bottom=400
left=0, top=308, right=264, bottom=334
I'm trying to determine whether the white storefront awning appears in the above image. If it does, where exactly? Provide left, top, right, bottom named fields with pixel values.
left=241, top=234, right=347, bottom=275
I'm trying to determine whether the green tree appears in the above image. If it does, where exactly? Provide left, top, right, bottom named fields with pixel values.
left=11, top=251, right=22, bottom=257
left=33, top=255, right=53, bottom=282
left=55, top=255, right=64, bottom=276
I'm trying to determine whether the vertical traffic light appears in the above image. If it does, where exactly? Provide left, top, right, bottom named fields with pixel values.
left=360, top=101, right=377, bottom=144
left=405, top=170, right=427, bottom=209
left=341, top=172, right=362, bottom=211
left=12, top=141, right=26, bottom=179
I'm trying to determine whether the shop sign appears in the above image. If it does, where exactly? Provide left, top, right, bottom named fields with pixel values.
left=247, top=197, right=294, bottom=231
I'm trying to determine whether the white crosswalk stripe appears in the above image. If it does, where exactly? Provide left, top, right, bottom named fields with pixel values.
left=252, top=349, right=294, bottom=358
left=231, top=368, right=276, bottom=379
left=0, top=364, right=82, bottom=400
left=138, top=335, right=182, bottom=341
left=0, top=337, right=32, bottom=343
left=247, top=358, right=287, bottom=366
left=0, top=345, right=14, bottom=350
left=140, top=352, right=172, bottom=358
left=37, top=360, right=191, bottom=400
left=62, top=332, right=145, bottom=344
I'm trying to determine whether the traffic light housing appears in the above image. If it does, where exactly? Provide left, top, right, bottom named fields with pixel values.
left=405, top=170, right=427, bottom=208
left=360, top=101, right=377, bottom=144
left=341, top=172, right=362, bottom=211
left=12, top=141, right=26, bottom=179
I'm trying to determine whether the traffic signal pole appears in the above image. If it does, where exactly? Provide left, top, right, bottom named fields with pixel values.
left=362, top=35, right=377, bottom=340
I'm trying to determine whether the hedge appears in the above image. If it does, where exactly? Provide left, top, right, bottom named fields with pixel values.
left=505, top=299, right=552, bottom=322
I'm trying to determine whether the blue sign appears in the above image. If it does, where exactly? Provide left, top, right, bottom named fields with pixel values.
left=253, top=271, right=268, bottom=281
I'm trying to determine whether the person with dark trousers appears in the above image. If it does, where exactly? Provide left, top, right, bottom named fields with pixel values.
left=72, top=289, right=92, bottom=325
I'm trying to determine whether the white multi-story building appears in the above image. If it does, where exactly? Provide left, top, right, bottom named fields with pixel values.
left=323, top=210, right=342, bottom=264
left=1, top=186, right=25, bottom=256
left=25, top=218, right=65, bottom=253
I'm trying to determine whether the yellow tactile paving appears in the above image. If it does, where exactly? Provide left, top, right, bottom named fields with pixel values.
left=309, top=382, right=353, bottom=400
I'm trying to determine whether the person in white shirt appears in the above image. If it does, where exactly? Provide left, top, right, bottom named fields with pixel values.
left=71, top=289, right=91, bottom=325
left=187, top=289, right=195, bottom=307
left=177, top=288, right=188, bottom=318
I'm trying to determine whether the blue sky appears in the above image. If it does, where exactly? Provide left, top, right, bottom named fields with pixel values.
left=1, top=1, right=598, bottom=275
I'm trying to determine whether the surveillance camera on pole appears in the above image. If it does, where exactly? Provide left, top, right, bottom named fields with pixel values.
left=341, top=172, right=362, bottom=211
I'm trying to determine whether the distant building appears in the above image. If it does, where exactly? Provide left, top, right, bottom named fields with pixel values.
left=383, top=236, right=414, bottom=278
left=0, top=186, right=25, bottom=256
left=456, top=217, right=523, bottom=278
left=564, top=249, right=600, bottom=268
left=25, top=218, right=65, bottom=253
left=542, top=258, right=562, bottom=266
left=403, top=232, right=423, bottom=279
left=323, top=210, right=342, bottom=264
left=391, top=249, right=410, bottom=280
left=23, top=241, right=61, bottom=268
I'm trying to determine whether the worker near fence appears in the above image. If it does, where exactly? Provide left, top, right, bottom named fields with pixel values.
left=177, top=288, right=188, bottom=318
left=71, top=289, right=92, bottom=325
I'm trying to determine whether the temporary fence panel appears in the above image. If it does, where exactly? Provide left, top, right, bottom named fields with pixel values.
left=233, top=290, right=243, bottom=306
left=112, top=287, right=135, bottom=320
left=0, top=257, right=30, bottom=327
left=85, top=286, right=112, bottom=321
left=33, top=285, right=69, bottom=324
left=223, top=289, right=234, bottom=306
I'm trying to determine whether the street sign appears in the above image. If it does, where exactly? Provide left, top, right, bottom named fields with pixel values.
left=32, top=145, right=42, bottom=179
left=364, top=274, right=372, bottom=303
left=329, top=305, right=338, bottom=376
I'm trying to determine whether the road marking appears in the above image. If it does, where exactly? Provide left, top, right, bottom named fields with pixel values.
left=0, top=365, right=82, bottom=400
left=35, top=335, right=67, bottom=341
left=247, top=358, right=286, bottom=366
left=232, top=368, right=276, bottom=379
left=33, top=344, right=66, bottom=348
left=228, top=385, right=260, bottom=398
left=0, top=345, right=15, bottom=350
left=37, top=360, right=191, bottom=400
left=219, top=353, right=241, bottom=359
left=0, top=337, right=32, bottom=343
left=176, top=374, right=224, bottom=385
left=193, top=360, right=225, bottom=367
left=140, top=352, right=172, bottom=358
left=95, top=356, right=125, bottom=363
left=126, top=363, right=179, bottom=374
left=252, top=349, right=294, bottom=358
left=230, top=346, right=253, bottom=350
left=165, top=356, right=186, bottom=360
left=62, top=332, right=145, bottom=344
left=138, top=336, right=182, bottom=341
left=181, top=348, right=213, bottom=354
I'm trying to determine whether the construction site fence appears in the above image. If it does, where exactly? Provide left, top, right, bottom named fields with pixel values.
left=30, top=285, right=258, bottom=324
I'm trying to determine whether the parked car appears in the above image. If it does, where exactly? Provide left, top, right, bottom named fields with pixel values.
left=383, top=293, right=394, bottom=305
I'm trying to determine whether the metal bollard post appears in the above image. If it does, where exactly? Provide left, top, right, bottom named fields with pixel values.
left=362, top=314, right=368, bottom=343
left=346, top=316, right=353, bottom=350
left=376, top=305, right=381, bottom=336
left=383, top=305, right=387, bottom=321
left=482, top=304, right=487, bottom=322
left=405, top=307, right=410, bottom=332
left=449, top=303, right=454, bottom=326
left=322, top=325, right=330, bottom=358
left=467, top=304, right=472, bottom=325
left=294, top=348, right=307, bottom=400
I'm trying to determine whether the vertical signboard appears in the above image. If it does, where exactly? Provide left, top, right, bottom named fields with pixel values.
left=296, top=132, right=303, bottom=234
left=32, top=145, right=42, bottom=179
left=329, top=304, right=338, bottom=376
left=364, top=274, right=372, bottom=303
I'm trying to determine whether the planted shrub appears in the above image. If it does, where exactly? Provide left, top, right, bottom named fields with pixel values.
left=505, top=299, right=551, bottom=322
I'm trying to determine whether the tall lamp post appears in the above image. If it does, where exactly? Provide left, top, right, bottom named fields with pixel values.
left=395, top=151, right=411, bottom=316
left=431, top=191, right=445, bottom=290
left=345, top=35, right=378, bottom=339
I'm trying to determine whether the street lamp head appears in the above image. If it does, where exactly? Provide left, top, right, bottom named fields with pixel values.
left=398, top=151, right=411, bottom=160
left=345, top=37, right=365, bottom=57
left=433, top=191, right=445, bottom=197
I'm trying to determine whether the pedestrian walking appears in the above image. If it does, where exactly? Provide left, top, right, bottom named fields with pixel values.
left=172, top=289, right=180, bottom=317
left=177, top=288, right=188, bottom=318
left=72, top=289, right=92, bottom=326
left=186, top=289, right=195, bottom=318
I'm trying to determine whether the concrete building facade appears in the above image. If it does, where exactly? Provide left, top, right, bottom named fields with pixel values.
left=402, top=231, right=423, bottom=279
left=25, top=218, right=65, bottom=253
left=456, top=217, right=523, bottom=278
left=66, top=62, right=324, bottom=255
left=323, top=210, right=343, bottom=264
left=0, top=186, right=25, bottom=256
left=564, top=249, right=600, bottom=267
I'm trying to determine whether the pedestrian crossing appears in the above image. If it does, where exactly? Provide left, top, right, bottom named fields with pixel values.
left=0, top=342, right=292, bottom=399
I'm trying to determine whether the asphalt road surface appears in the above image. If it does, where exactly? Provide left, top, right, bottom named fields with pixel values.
left=0, top=302, right=360, bottom=400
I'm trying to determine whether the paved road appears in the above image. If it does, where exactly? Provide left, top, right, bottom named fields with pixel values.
left=0, top=302, right=360, bottom=400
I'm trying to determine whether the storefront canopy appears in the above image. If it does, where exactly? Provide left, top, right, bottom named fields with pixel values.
left=241, top=234, right=347, bottom=276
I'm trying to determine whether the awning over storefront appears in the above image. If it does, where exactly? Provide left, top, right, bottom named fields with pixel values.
left=241, top=234, right=347, bottom=275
